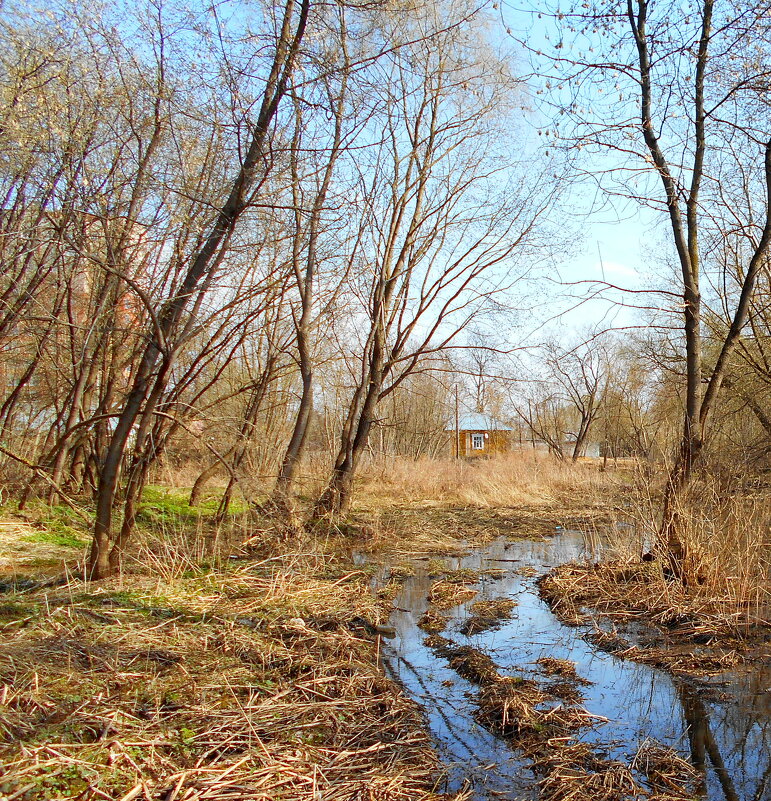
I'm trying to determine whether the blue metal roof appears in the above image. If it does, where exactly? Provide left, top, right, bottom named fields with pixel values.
left=445, top=413, right=513, bottom=431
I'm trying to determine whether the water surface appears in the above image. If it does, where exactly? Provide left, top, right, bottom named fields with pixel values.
left=380, top=533, right=771, bottom=800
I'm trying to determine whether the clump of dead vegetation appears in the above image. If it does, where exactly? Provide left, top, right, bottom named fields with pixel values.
left=535, top=657, right=588, bottom=683
left=539, top=558, right=766, bottom=677
left=459, top=598, right=517, bottom=635
left=388, top=564, right=416, bottom=579
left=535, top=657, right=591, bottom=703
left=632, top=741, right=701, bottom=798
left=425, top=637, right=699, bottom=801
left=0, top=548, right=455, bottom=801
left=418, top=610, right=448, bottom=634
left=427, top=580, right=477, bottom=610
left=430, top=640, right=500, bottom=685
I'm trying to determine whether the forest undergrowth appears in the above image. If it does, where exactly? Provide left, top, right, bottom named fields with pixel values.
left=0, top=531, right=455, bottom=801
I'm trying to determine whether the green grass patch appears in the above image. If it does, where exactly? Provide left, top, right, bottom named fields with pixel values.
left=76, top=589, right=172, bottom=609
left=139, top=485, right=247, bottom=525
left=23, top=528, right=88, bottom=548
left=0, top=601, right=37, bottom=620
left=15, top=501, right=91, bottom=549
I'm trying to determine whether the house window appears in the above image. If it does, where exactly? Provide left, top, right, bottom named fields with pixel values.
left=471, top=433, right=485, bottom=450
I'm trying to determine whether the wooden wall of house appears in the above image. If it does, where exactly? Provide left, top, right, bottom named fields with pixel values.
left=455, top=430, right=511, bottom=458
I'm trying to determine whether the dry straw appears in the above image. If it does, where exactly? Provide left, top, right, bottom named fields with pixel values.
left=0, top=546, right=457, bottom=801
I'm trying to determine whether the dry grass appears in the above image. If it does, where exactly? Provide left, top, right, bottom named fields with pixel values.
left=539, top=560, right=763, bottom=676
left=632, top=741, right=700, bottom=797
left=417, top=610, right=448, bottom=634
left=518, top=462, right=771, bottom=678
left=430, top=642, right=500, bottom=685
left=426, top=563, right=479, bottom=583
left=427, top=581, right=477, bottom=611
left=611, top=465, right=771, bottom=608
left=354, top=453, right=623, bottom=513
left=535, top=658, right=588, bottom=683
left=0, top=547, right=455, bottom=801
left=458, top=598, right=517, bottom=635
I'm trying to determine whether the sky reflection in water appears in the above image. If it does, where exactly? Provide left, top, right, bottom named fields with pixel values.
left=381, top=533, right=771, bottom=801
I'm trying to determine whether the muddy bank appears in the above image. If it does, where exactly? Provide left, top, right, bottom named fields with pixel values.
left=379, top=532, right=771, bottom=801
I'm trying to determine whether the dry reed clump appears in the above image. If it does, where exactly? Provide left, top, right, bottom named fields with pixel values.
left=431, top=643, right=500, bottom=685
left=632, top=741, right=700, bottom=797
left=376, top=579, right=402, bottom=601
left=539, top=560, right=762, bottom=676
left=458, top=598, right=517, bottom=635
left=0, top=555, right=454, bottom=801
left=537, top=761, right=644, bottom=801
left=388, top=564, right=416, bottom=579
left=535, top=657, right=590, bottom=685
left=543, top=681, right=586, bottom=705
left=418, top=610, right=448, bottom=634
left=427, top=580, right=477, bottom=610
left=618, top=465, right=771, bottom=617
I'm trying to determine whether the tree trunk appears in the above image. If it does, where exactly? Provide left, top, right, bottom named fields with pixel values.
left=657, top=433, right=702, bottom=580
left=314, top=344, right=384, bottom=518
left=189, top=458, right=225, bottom=507
left=271, top=59, right=348, bottom=510
left=272, top=362, right=312, bottom=508
left=87, top=0, right=310, bottom=579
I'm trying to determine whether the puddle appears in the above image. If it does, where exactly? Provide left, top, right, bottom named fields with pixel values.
left=378, top=532, right=771, bottom=800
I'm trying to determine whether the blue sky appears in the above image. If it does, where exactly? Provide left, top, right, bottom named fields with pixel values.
left=491, top=0, right=679, bottom=340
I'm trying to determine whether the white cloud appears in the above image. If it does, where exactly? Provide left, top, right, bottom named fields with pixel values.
left=595, top=260, right=639, bottom=280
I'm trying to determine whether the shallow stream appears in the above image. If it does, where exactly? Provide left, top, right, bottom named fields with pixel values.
left=378, top=532, right=771, bottom=800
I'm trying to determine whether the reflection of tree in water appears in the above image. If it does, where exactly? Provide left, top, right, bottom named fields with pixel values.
left=678, top=682, right=771, bottom=801
left=385, top=537, right=771, bottom=801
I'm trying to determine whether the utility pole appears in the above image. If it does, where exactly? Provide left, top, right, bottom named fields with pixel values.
left=455, top=386, right=460, bottom=460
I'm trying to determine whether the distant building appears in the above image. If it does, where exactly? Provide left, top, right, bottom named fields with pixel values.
left=514, top=435, right=602, bottom=460
left=446, top=413, right=513, bottom=458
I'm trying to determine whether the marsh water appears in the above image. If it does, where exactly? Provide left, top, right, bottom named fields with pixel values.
left=377, top=533, right=771, bottom=800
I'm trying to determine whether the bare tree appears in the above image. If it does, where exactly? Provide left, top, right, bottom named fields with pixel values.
left=271, top=10, right=355, bottom=509
left=88, top=0, right=311, bottom=578
left=526, top=0, right=771, bottom=575
left=314, top=3, right=550, bottom=517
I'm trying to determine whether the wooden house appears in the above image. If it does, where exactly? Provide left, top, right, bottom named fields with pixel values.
left=447, top=413, right=513, bottom=458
